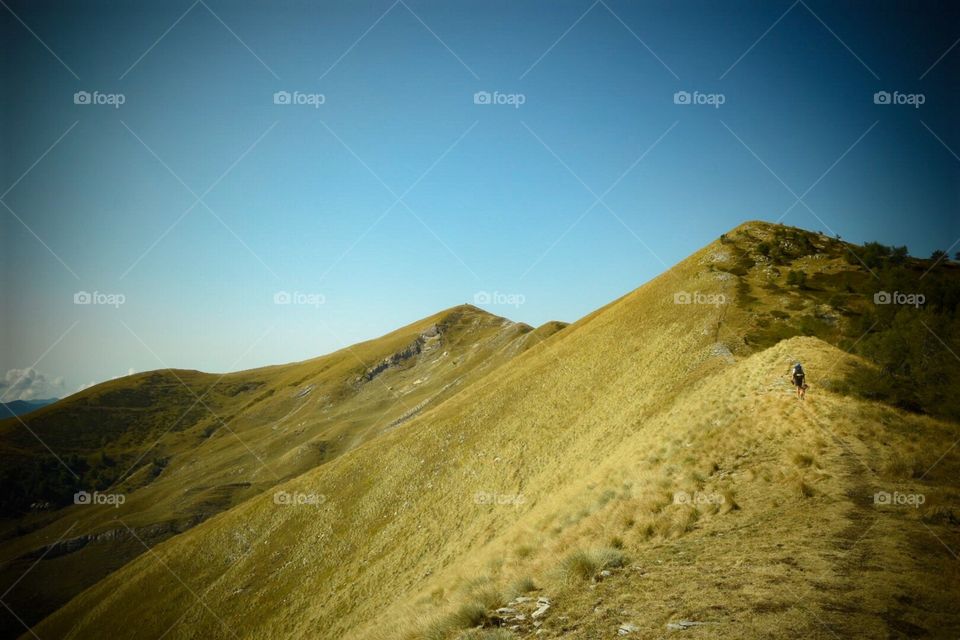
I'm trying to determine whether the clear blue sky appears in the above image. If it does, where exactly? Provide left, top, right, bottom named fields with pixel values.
left=1, top=0, right=958, bottom=398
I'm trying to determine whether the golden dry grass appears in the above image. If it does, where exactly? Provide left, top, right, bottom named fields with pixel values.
left=0, top=306, right=564, bottom=635
left=23, top=222, right=960, bottom=639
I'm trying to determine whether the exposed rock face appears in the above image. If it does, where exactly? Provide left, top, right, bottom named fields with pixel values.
left=360, top=336, right=426, bottom=383
left=29, top=520, right=182, bottom=560
left=359, top=324, right=445, bottom=384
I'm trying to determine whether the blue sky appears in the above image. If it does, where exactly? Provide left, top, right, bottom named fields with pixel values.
left=1, top=0, right=958, bottom=398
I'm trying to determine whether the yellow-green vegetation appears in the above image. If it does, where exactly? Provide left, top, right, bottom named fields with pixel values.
left=7, top=221, right=960, bottom=639
left=0, top=306, right=565, bottom=636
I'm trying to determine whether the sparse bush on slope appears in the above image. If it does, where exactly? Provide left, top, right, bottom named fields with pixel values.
left=557, top=547, right=627, bottom=582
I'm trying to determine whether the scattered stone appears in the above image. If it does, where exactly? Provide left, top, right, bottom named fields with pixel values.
left=489, top=595, right=550, bottom=633
left=618, top=623, right=639, bottom=635
left=600, top=570, right=612, bottom=577
left=667, top=620, right=706, bottom=631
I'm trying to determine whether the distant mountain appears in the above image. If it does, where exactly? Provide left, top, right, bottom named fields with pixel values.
left=0, top=397, right=57, bottom=418
left=0, top=306, right=566, bottom=637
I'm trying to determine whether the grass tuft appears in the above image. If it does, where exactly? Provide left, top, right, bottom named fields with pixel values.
left=504, top=576, right=536, bottom=600
left=557, top=547, right=628, bottom=582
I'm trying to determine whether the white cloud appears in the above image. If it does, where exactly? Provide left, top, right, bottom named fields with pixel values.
left=76, top=368, right=138, bottom=394
left=0, top=368, right=65, bottom=402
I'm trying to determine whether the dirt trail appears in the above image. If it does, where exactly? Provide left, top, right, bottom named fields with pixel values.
left=789, top=396, right=957, bottom=638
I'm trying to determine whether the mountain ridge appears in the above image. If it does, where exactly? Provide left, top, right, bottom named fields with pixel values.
left=0, top=304, right=566, bottom=638
left=6, top=220, right=960, bottom=639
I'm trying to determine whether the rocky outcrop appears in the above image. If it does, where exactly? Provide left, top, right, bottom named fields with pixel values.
left=358, top=324, right=444, bottom=384
left=23, top=518, right=193, bottom=561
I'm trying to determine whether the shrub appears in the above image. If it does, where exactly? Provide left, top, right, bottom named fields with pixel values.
left=558, top=550, right=597, bottom=582
left=593, top=547, right=627, bottom=568
left=449, top=603, right=488, bottom=629
left=557, top=546, right=627, bottom=583
left=786, top=270, right=806, bottom=288
left=505, top=576, right=536, bottom=599
left=423, top=602, right=489, bottom=640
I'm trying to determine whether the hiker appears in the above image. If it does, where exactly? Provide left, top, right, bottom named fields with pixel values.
left=790, top=362, right=807, bottom=400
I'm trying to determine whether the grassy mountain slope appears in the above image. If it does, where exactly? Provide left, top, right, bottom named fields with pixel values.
left=31, top=221, right=960, bottom=639
left=27, top=221, right=960, bottom=639
left=0, top=306, right=565, bottom=638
